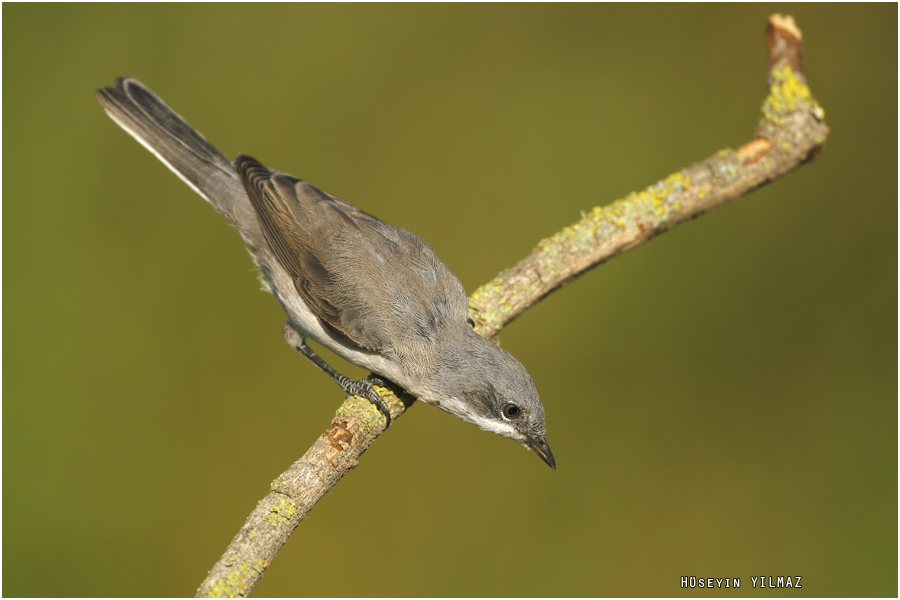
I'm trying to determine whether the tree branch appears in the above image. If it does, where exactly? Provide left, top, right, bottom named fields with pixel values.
left=196, top=14, right=827, bottom=597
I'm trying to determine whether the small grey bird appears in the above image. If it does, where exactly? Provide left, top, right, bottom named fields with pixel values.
left=97, top=77, right=554, bottom=469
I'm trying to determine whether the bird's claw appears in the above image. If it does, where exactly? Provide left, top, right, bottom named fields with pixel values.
left=344, top=379, right=392, bottom=428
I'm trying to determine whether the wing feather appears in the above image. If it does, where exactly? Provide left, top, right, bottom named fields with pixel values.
left=236, top=154, right=467, bottom=357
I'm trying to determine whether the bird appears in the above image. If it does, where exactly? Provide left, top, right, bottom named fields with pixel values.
left=96, top=77, right=555, bottom=469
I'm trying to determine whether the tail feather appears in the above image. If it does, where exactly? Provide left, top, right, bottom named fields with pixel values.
left=96, top=77, right=243, bottom=220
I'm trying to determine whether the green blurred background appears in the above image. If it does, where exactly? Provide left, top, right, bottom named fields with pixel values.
left=4, top=4, right=896, bottom=597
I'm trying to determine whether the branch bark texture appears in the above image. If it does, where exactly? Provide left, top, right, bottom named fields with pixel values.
left=196, top=14, right=827, bottom=597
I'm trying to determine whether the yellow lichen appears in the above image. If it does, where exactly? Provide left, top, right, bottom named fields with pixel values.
left=761, top=64, right=824, bottom=125
left=203, top=558, right=268, bottom=598
left=468, top=276, right=508, bottom=330
left=252, top=559, right=268, bottom=575
left=530, top=170, right=690, bottom=263
left=264, top=497, right=297, bottom=528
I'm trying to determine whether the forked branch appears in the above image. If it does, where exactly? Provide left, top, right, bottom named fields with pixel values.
left=196, top=15, right=827, bottom=597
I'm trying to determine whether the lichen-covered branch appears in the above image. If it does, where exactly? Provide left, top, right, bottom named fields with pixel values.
left=196, top=14, right=827, bottom=597
left=468, top=15, right=826, bottom=338
left=195, top=389, right=409, bottom=597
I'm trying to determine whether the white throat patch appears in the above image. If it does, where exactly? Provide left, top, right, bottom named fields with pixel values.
left=434, top=396, right=520, bottom=440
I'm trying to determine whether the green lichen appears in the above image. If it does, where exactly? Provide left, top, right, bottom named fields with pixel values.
left=461, top=170, right=689, bottom=328
left=264, top=497, right=297, bottom=528
left=539, top=171, right=690, bottom=256
left=252, top=559, right=268, bottom=575
left=761, top=64, right=824, bottom=125
left=697, top=187, right=710, bottom=200
left=469, top=274, right=529, bottom=337
left=468, top=171, right=696, bottom=335
left=470, top=276, right=503, bottom=307
left=468, top=276, right=509, bottom=331
left=580, top=171, right=691, bottom=240
left=334, top=393, right=387, bottom=427
left=204, top=558, right=268, bottom=598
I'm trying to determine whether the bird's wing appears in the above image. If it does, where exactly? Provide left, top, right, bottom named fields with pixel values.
left=236, top=154, right=467, bottom=355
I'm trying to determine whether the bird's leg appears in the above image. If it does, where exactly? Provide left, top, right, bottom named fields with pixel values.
left=295, top=343, right=393, bottom=427
left=282, top=323, right=391, bottom=426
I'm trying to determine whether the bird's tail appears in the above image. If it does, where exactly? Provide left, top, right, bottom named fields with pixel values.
left=96, top=77, right=245, bottom=221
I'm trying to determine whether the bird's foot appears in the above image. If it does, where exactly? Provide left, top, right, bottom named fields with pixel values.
left=283, top=322, right=392, bottom=427
left=335, top=375, right=392, bottom=427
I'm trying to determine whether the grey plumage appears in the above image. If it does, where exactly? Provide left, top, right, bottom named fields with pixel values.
left=97, top=77, right=554, bottom=469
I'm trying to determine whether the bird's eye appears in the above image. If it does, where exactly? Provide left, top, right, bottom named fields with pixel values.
left=502, top=403, right=521, bottom=420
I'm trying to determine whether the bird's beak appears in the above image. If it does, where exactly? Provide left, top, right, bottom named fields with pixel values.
left=525, top=434, right=556, bottom=470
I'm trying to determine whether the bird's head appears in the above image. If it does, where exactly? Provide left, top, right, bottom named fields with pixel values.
left=420, top=327, right=555, bottom=469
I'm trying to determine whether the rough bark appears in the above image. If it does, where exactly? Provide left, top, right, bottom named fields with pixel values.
left=196, top=14, right=827, bottom=597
